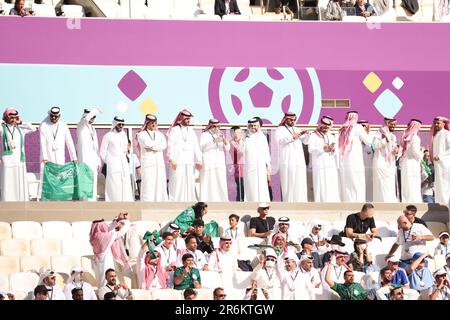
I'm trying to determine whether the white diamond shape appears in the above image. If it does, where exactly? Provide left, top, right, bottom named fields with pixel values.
left=392, top=77, right=404, bottom=90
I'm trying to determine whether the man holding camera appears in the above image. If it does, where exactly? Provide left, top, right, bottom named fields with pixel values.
left=342, top=203, right=378, bottom=241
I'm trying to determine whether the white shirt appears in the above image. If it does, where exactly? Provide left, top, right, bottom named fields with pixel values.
left=395, top=223, right=433, bottom=260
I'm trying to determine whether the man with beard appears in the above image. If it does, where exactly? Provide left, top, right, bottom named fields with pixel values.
left=430, top=116, right=450, bottom=204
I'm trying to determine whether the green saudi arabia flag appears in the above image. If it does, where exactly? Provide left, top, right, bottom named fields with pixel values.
left=41, top=162, right=93, bottom=201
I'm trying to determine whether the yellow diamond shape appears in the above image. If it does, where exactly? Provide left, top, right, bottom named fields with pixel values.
left=139, top=97, right=158, bottom=115
left=363, top=72, right=382, bottom=93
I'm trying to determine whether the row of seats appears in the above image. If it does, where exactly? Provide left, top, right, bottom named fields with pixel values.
left=1, top=219, right=448, bottom=241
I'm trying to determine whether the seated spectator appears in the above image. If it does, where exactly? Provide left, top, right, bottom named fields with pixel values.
left=385, top=215, right=434, bottom=269
left=214, top=0, right=241, bottom=18
left=71, top=288, right=84, bottom=301
left=223, top=213, right=245, bottom=241
left=429, top=268, right=450, bottom=300
left=36, top=269, right=66, bottom=300
left=403, top=205, right=428, bottom=227
left=354, top=0, right=377, bottom=17
left=342, top=203, right=378, bottom=241
left=33, top=285, right=51, bottom=300
left=176, top=235, right=209, bottom=271
left=63, top=266, right=97, bottom=300
left=103, top=292, right=116, bottom=300
left=386, top=256, right=410, bottom=288
left=406, top=252, right=434, bottom=294
left=298, top=255, right=322, bottom=288
left=271, top=232, right=297, bottom=262
left=389, top=285, right=405, bottom=300
left=434, top=231, right=450, bottom=256
left=213, top=287, right=227, bottom=300
left=297, top=237, right=323, bottom=270
left=250, top=248, right=281, bottom=300
left=303, top=221, right=327, bottom=253
left=271, top=217, right=300, bottom=251
left=324, top=263, right=368, bottom=300
left=322, top=234, right=346, bottom=265
left=97, top=269, right=133, bottom=300
left=167, top=223, right=186, bottom=253
left=155, top=232, right=177, bottom=273
left=325, top=0, right=346, bottom=20
left=208, top=235, right=239, bottom=274
left=420, top=149, right=435, bottom=203
left=348, top=238, right=373, bottom=272
left=189, top=219, right=214, bottom=255
left=249, top=203, right=276, bottom=240
left=183, top=288, right=198, bottom=300
left=372, top=267, right=394, bottom=300
left=173, top=253, right=202, bottom=291
left=9, top=0, right=31, bottom=16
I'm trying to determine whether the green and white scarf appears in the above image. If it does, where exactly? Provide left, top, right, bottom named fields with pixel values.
left=2, top=123, right=25, bottom=162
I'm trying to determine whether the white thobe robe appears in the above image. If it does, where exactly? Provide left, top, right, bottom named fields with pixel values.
left=167, top=125, right=202, bottom=202
left=243, top=131, right=271, bottom=202
left=44, top=285, right=66, bottom=300
left=373, top=131, right=398, bottom=202
left=362, top=132, right=375, bottom=202
left=176, top=249, right=207, bottom=270
left=155, top=244, right=178, bottom=270
left=97, top=284, right=132, bottom=300
left=99, top=130, right=133, bottom=202
left=320, top=264, right=346, bottom=293
left=199, top=130, right=230, bottom=202
left=308, top=132, right=340, bottom=202
left=63, top=281, right=97, bottom=300
left=275, top=125, right=308, bottom=202
left=76, top=109, right=100, bottom=201
left=339, top=124, right=370, bottom=202
left=432, top=129, right=450, bottom=204
left=137, top=130, right=168, bottom=201
left=1, top=123, right=36, bottom=201
left=208, top=249, right=238, bottom=291
left=251, top=264, right=281, bottom=299
left=39, top=120, right=77, bottom=164
left=278, top=267, right=316, bottom=300
left=171, top=237, right=186, bottom=253
left=400, top=134, right=422, bottom=203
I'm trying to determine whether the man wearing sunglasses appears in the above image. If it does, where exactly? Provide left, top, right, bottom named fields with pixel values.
left=39, top=106, right=77, bottom=165
left=32, top=269, right=66, bottom=300
left=99, top=116, right=133, bottom=201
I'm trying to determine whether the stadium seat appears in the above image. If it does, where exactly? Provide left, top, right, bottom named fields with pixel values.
left=131, top=289, right=152, bottom=300
left=31, top=3, right=56, bottom=17
left=0, top=221, right=12, bottom=240
left=30, top=238, right=61, bottom=256
left=0, top=273, right=9, bottom=291
left=62, top=238, right=94, bottom=256
left=20, top=256, right=51, bottom=272
left=9, top=290, right=28, bottom=300
left=0, top=256, right=20, bottom=275
left=71, top=221, right=92, bottom=239
left=133, top=220, right=161, bottom=238
left=195, top=288, right=213, bottom=300
left=51, top=255, right=81, bottom=274
left=426, top=221, right=447, bottom=237
left=226, top=288, right=246, bottom=300
left=367, top=238, right=384, bottom=266
left=425, top=238, right=440, bottom=256
left=61, top=4, right=85, bottom=17
left=433, top=254, right=446, bottom=271
left=381, top=237, right=397, bottom=254
left=11, top=221, right=43, bottom=240
left=341, top=237, right=354, bottom=254
left=360, top=271, right=380, bottom=290
left=232, top=271, right=252, bottom=289
left=42, top=221, right=72, bottom=240
left=200, top=271, right=223, bottom=289
left=8, top=272, right=39, bottom=292
left=0, top=239, right=31, bottom=256
left=150, top=288, right=183, bottom=300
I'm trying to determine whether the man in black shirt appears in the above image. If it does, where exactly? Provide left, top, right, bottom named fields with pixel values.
left=342, top=203, right=378, bottom=241
left=403, top=205, right=428, bottom=227
left=249, top=203, right=276, bottom=239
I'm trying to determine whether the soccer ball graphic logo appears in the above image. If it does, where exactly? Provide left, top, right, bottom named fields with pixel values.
left=208, top=67, right=321, bottom=124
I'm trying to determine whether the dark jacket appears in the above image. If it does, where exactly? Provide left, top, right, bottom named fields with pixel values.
left=354, top=3, right=377, bottom=16
left=214, top=0, right=241, bottom=18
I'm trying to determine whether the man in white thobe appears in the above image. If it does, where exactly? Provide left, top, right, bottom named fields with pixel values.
left=99, top=116, right=133, bottom=201
left=243, top=117, right=271, bottom=202
left=430, top=116, right=450, bottom=204
left=275, top=112, right=309, bottom=202
left=1, top=108, right=36, bottom=201
left=308, top=116, right=340, bottom=202
left=63, top=266, right=97, bottom=300
left=199, top=119, right=229, bottom=202
left=276, top=252, right=315, bottom=300
left=338, top=111, right=371, bottom=202
left=76, top=108, right=101, bottom=201
left=373, top=117, right=399, bottom=202
left=39, top=106, right=77, bottom=165
left=358, top=120, right=376, bottom=202
left=136, top=114, right=168, bottom=201
left=400, top=119, right=423, bottom=203
left=167, top=109, right=203, bottom=202
left=208, top=236, right=239, bottom=291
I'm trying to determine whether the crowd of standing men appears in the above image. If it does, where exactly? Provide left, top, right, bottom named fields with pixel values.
left=0, top=106, right=449, bottom=204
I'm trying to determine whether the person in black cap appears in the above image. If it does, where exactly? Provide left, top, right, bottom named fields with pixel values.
left=373, top=116, right=399, bottom=202
left=321, top=234, right=345, bottom=265
left=99, top=116, right=134, bottom=201
left=275, top=112, right=309, bottom=202
left=308, top=115, right=340, bottom=202
left=242, top=117, right=272, bottom=202
left=39, top=106, right=77, bottom=165
left=297, top=237, right=323, bottom=270
left=76, top=107, right=101, bottom=201
left=249, top=203, right=276, bottom=239
left=34, top=285, right=52, bottom=300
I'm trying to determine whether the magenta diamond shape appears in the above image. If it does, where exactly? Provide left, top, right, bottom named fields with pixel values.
left=118, top=70, right=147, bottom=101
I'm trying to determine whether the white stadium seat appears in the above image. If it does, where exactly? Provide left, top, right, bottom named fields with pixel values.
left=0, top=256, right=20, bottom=276
left=20, top=256, right=51, bottom=272
left=42, top=221, right=72, bottom=240
left=195, top=288, right=213, bottom=300
left=51, top=255, right=81, bottom=274
left=133, top=220, right=161, bottom=238
left=0, top=222, right=12, bottom=240
left=150, top=288, right=183, bottom=300
left=61, top=4, right=85, bottom=17
left=62, top=238, right=93, bottom=256
left=131, top=289, right=152, bottom=300
left=30, top=238, right=61, bottom=256
left=0, top=239, right=31, bottom=257
left=9, top=272, right=39, bottom=292
left=200, top=271, right=223, bottom=289
left=71, top=221, right=92, bottom=239
left=11, top=221, right=43, bottom=240
left=232, top=271, right=252, bottom=289
left=0, top=273, right=10, bottom=291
